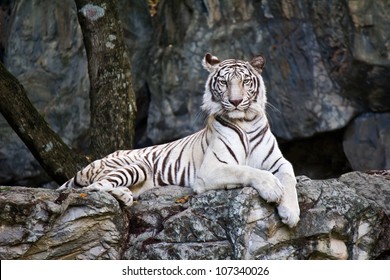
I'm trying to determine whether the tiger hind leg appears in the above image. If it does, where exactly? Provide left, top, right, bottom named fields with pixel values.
left=59, top=163, right=150, bottom=207
left=83, top=180, right=134, bottom=206
left=83, top=164, right=150, bottom=207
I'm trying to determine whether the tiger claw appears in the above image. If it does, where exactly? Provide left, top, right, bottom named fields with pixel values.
left=108, top=187, right=134, bottom=207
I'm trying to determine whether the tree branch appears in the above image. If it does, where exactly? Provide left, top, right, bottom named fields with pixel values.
left=0, top=62, right=89, bottom=184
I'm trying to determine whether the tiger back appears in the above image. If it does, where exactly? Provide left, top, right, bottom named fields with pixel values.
left=58, top=53, right=300, bottom=228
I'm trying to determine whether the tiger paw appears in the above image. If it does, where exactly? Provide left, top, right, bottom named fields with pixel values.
left=277, top=202, right=300, bottom=228
left=108, top=187, right=134, bottom=207
left=254, top=173, right=285, bottom=203
left=84, top=182, right=134, bottom=207
left=192, top=178, right=207, bottom=194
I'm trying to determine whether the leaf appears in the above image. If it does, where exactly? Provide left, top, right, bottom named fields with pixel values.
left=175, top=195, right=190, bottom=204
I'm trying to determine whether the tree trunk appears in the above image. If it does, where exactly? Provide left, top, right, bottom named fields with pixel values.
left=75, top=0, right=137, bottom=157
left=0, top=62, right=89, bottom=184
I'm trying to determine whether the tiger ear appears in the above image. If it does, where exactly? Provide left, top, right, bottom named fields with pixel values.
left=202, top=53, right=221, bottom=72
left=249, top=55, right=266, bottom=74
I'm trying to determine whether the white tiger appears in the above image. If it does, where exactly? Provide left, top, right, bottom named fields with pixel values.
left=58, top=53, right=300, bottom=227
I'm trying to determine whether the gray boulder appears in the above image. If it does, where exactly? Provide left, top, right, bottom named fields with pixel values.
left=0, top=187, right=125, bottom=259
left=1, top=171, right=389, bottom=260
left=343, top=113, right=390, bottom=171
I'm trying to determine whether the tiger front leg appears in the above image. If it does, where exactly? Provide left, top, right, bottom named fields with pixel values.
left=194, top=164, right=285, bottom=203
left=273, top=162, right=300, bottom=228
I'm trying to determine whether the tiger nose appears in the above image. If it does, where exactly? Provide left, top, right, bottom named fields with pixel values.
left=229, top=98, right=243, bottom=107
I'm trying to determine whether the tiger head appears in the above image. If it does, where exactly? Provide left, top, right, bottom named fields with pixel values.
left=202, top=53, right=267, bottom=121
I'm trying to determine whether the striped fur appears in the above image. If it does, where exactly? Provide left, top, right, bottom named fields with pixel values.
left=59, top=53, right=300, bottom=227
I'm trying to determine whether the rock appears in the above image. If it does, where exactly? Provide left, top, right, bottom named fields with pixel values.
left=0, top=186, right=127, bottom=259
left=339, top=171, right=390, bottom=215
left=343, top=113, right=390, bottom=171
left=1, top=172, right=389, bottom=260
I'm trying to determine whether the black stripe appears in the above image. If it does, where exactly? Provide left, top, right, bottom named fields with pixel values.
left=106, top=160, right=120, bottom=169
left=250, top=124, right=269, bottom=151
left=106, top=178, right=117, bottom=184
left=87, top=162, right=96, bottom=181
left=179, top=168, right=186, bottom=186
left=272, top=163, right=287, bottom=175
left=201, top=139, right=206, bottom=154
left=158, top=142, right=179, bottom=186
left=175, top=147, right=185, bottom=173
left=151, top=149, right=158, bottom=162
left=204, top=129, right=210, bottom=146
left=187, top=161, right=191, bottom=185
left=110, top=173, right=124, bottom=186
left=215, top=115, right=247, bottom=155
left=201, top=130, right=210, bottom=158
left=119, top=169, right=130, bottom=186
left=129, top=167, right=138, bottom=185
left=139, top=165, right=147, bottom=181
left=219, top=137, right=239, bottom=164
left=156, top=171, right=168, bottom=186
left=110, top=158, right=122, bottom=166
left=167, top=163, right=174, bottom=185
left=160, top=147, right=174, bottom=174
left=210, top=75, right=220, bottom=101
left=250, top=123, right=269, bottom=142
left=269, top=157, right=283, bottom=172
left=213, top=151, right=228, bottom=164
left=262, top=141, right=275, bottom=165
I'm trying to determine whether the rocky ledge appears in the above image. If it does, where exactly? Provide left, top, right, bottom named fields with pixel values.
left=0, top=172, right=389, bottom=260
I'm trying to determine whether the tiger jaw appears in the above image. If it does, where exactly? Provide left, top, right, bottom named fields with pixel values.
left=221, top=100, right=262, bottom=120
left=223, top=105, right=250, bottom=119
left=225, top=109, right=245, bottom=119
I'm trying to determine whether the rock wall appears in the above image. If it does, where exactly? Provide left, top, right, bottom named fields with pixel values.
left=1, top=0, right=390, bottom=185
left=146, top=0, right=390, bottom=141
left=343, top=113, right=390, bottom=171
left=1, top=172, right=389, bottom=260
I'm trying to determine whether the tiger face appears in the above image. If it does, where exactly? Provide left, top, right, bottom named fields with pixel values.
left=202, top=53, right=267, bottom=120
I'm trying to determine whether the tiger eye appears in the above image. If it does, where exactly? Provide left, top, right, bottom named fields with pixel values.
left=243, top=79, right=251, bottom=84
left=218, top=79, right=227, bottom=85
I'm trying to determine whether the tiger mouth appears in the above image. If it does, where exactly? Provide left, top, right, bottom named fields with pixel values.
left=224, top=105, right=249, bottom=112
left=223, top=107, right=249, bottom=118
